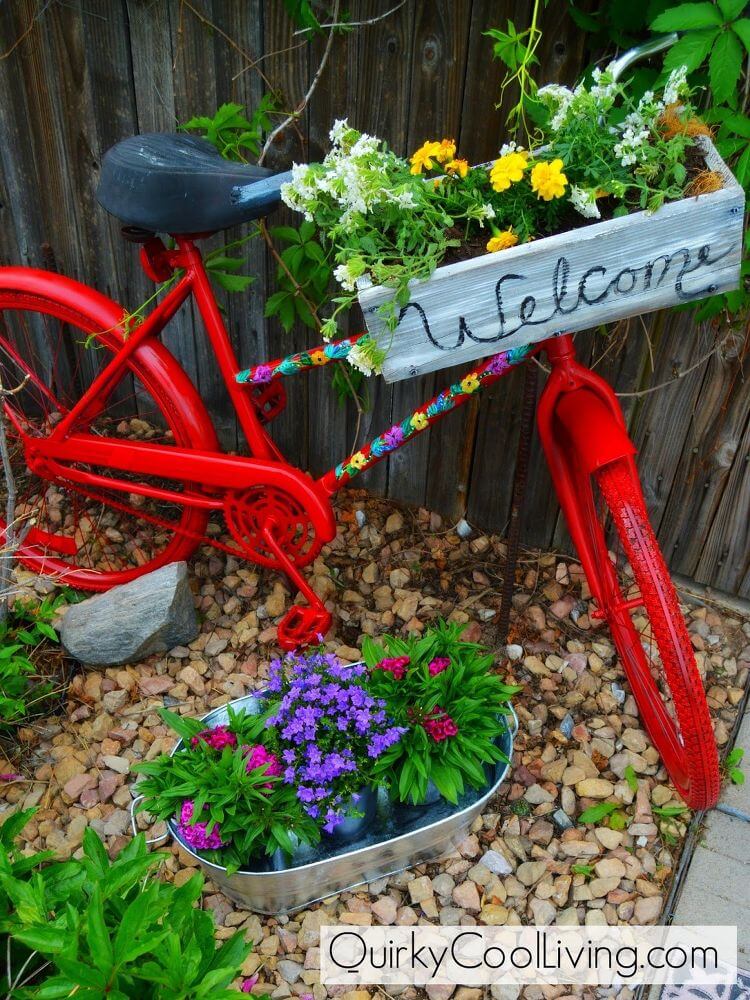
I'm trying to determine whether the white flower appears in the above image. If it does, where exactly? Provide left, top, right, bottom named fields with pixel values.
left=333, top=262, right=358, bottom=292
left=350, top=133, right=379, bottom=158
left=538, top=83, right=574, bottom=104
left=569, top=185, right=601, bottom=219
left=329, top=118, right=350, bottom=146
left=499, top=140, right=524, bottom=157
left=467, top=202, right=496, bottom=226
left=386, top=187, right=417, bottom=208
left=538, top=84, right=574, bottom=130
left=663, top=65, right=688, bottom=106
left=348, top=343, right=374, bottom=376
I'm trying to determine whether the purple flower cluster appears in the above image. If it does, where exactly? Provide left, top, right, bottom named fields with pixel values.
left=266, top=650, right=404, bottom=832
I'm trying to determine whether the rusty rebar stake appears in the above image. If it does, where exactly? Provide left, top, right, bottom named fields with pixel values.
left=498, top=361, right=538, bottom=642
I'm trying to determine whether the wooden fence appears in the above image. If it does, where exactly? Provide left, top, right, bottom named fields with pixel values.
left=0, top=0, right=748, bottom=597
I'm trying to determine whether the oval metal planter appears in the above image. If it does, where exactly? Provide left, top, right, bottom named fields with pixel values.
left=135, top=690, right=517, bottom=915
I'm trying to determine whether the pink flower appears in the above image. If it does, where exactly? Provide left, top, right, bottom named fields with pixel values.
left=253, top=364, right=273, bottom=384
left=423, top=707, right=458, bottom=742
left=241, top=974, right=259, bottom=993
left=428, top=656, right=450, bottom=676
left=244, top=745, right=282, bottom=787
left=177, top=800, right=226, bottom=851
left=378, top=656, right=410, bottom=680
left=190, top=725, right=237, bottom=751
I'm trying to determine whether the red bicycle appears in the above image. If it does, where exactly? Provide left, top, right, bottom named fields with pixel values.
left=0, top=131, right=719, bottom=809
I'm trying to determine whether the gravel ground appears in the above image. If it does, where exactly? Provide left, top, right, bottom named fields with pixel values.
left=2, top=491, right=749, bottom=1000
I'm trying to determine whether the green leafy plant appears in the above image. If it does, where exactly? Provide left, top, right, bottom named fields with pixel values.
left=485, top=0, right=547, bottom=136
left=723, top=746, right=745, bottom=784
left=623, top=763, right=639, bottom=793
left=265, top=221, right=333, bottom=331
left=0, top=592, right=73, bottom=726
left=577, top=800, right=621, bottom=824
left=651, top=1, right=749, bottom=106
left=362, top=621, right=519, bottom=805
left=0, top=808, right=259, bottom=998
left=182, top=98, right=277, bottom=163
left=653, top=803, right=689, bottom=817
left=133, top=707, right=321, bottom=874
left=571, top=863, right=595, bottom=877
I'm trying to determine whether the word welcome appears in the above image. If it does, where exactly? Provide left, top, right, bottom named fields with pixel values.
left=398, top=244, right=731, bottom=353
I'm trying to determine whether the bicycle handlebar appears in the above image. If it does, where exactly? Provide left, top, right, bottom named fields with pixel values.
left=608, top=33, right=679, bottom=83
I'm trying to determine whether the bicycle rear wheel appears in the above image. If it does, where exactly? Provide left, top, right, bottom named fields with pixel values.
left=0, top=285, right=209, bottom=589
left=590, top=458, right=719, bottom=809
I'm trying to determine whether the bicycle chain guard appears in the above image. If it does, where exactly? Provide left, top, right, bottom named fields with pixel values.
left=224, top=485, right=323, bottom=569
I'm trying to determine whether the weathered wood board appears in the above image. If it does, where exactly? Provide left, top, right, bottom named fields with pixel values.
left=358, top=139, right=745, bottom=383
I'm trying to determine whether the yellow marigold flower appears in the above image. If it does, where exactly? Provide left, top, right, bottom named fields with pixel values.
left=486, top=229, right=518, bottom=253
left=410, top=140, right=443, bottom=174
left=436, top=138, right=457, bottom=163
left=446, top=157, right=469, bottom=178
left=489, top=151, right=528, bottom=192
left=349, top=451, right=367, bottom=470
left=311, top=350, right=327, bottom=365
left=460, top=374, right=480, bottom=394
left=530, top=158, right=568, bottom=201
left=411, top=412, right=428, bottom=431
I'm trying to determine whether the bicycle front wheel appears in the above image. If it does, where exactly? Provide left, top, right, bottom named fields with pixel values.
left=0, top=283, right=209, bottom=589
left=592, top=458, right=719, bottom=810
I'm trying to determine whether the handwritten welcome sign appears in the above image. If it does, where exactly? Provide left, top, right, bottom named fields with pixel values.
left=358, top=139, right=744, bottom=384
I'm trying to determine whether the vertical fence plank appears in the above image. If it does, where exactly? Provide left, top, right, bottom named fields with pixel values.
left=387, top=0, right=472, bottom=510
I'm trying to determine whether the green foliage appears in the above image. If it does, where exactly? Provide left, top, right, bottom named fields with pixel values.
left=623, top=764, right=639, bottom=793
left=724, top=746, right=745, bottom=785
left=181, top=100, right=278, bottom=297
left=182, top=98, right=277, bottom=163
left=361, top=621, right=519, bottom=805
left=571, top=863, right=594, bottom=877
left=265, top=221, right=333, bottom=331
left=133, top=708, right=320, bottom=873
left=484, top=5, right=544, bottom=135
left=0, top=810, right=256, bottom=998
left=651, top=3, right=748, bottom=104
left=0, top=592, right=72, bottom=726
left=283, top=0, right=323, bottom=34
left=652, top=804, right=689, bottom=816
left=577, top=800, right=621, bottom=825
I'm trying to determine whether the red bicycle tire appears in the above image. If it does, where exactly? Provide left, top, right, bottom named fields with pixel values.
left=0, top=283, right=210, bottom=589
left=594, top=458, right=719, bottom=810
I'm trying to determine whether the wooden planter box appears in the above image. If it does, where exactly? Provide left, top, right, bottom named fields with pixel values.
left=357, top=138, right=744, bottom=384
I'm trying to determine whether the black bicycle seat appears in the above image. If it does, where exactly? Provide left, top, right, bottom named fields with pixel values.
left=96, top=133, right=291, bottom=234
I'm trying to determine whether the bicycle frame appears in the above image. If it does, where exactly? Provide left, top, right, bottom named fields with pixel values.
left=20, top=237, right=545, bottom=514
left=17, top=232, right=639, bottom=591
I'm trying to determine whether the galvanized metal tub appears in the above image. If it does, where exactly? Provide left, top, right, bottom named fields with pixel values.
left=133, top=691, right=517, bottom=915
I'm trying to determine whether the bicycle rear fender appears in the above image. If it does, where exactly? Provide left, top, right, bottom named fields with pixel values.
left=0, top=266, right=219, bottom=451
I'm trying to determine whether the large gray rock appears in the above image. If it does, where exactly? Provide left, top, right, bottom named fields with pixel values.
left=61, top=562, right=198, bottom=666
